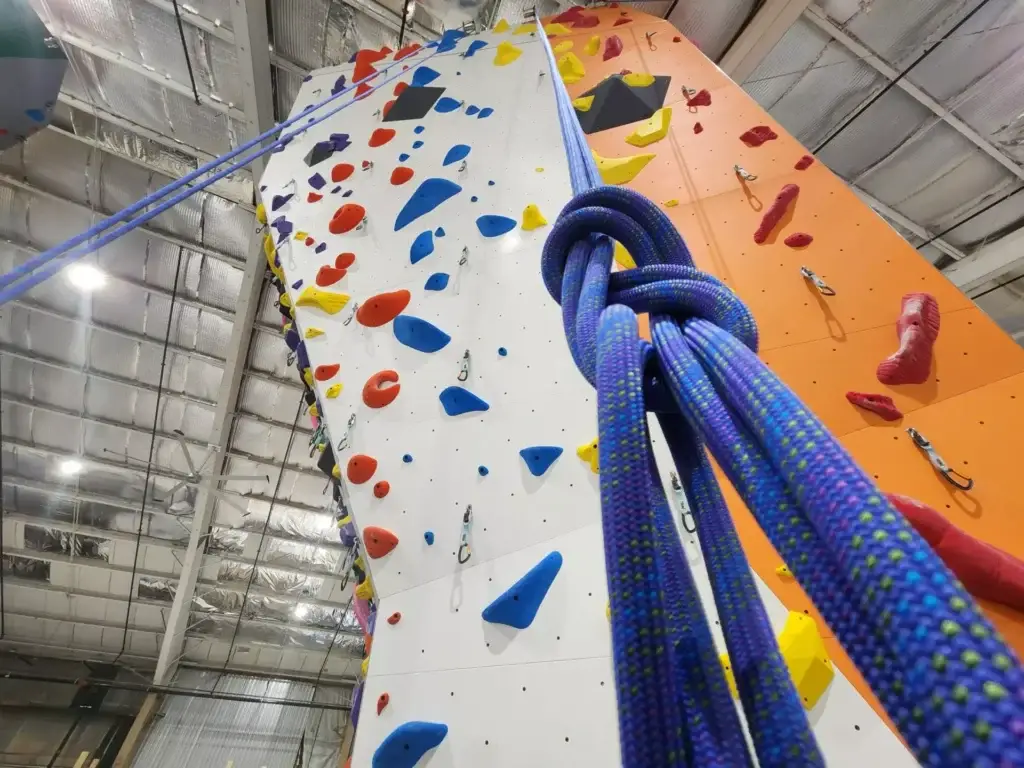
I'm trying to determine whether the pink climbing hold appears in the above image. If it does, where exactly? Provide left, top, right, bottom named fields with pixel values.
left=754, top=184, right=799, bottom=244
left=603, top=35, right=623, bottom=61
left=369, top=128, right=396, bottom=147
left=693, top=122, right=703, bottom=134
left=795, top=154, right=815, bottom=170
left=876, top=293, right=940, bottom=386
left=740, top=125, right=778, bottom=147
left=687, top=89, right=712, bottom=108
left=845, top=392, right=903, bottom=422
left=784, top=232, right=813, bottom=248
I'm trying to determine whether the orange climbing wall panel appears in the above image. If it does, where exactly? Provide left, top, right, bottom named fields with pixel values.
left=546, top=6, right=1024, bottom=730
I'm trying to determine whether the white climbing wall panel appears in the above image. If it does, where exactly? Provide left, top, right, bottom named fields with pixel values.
left=260, top=24, right=915, bottom=768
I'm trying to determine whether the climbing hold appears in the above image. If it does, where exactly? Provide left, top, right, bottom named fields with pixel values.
left=387, top=611, right=402, bottom=625
left=393, top=81, right=408, bottom=98
left=413, top=125, right=425, bottom=134
left=347, top=455, right=379, bottom=484
left=784, top=232, right=813, bottom=248
left=512, top=22, right=533, bottom=34
left=329, top=204, right=366, bottom=235
left=476, top=215, right=517, bottom=237
left=493, top=40, right=523, bottom=66
left=438, top=386, right=490, bottom=416
left=369, top=128, right=396, bottom=147
left=435, top=227, right=445, bottom=237
left=381, top=99, right=396, bottom=120
left=402, top=454, right=413, bottom=463
left=754, top=184, right=799, bottom=244
left=487, top=180, right=495, bottom=186
left=442, top=144, right=471, bottom=166
left=434, top=97, right=463, bottom=114
left=398, top=153, right=410, bottom=162
left=493, top=18, right=509, bottom=32
left=557, top=53, right=585, bottom=84
left=372, top=722, right=448, bottom=768
left=424, top=531, right=435, bottom=545
left=355, top=580, right=374, bottom=601
left=581, top=35, right=600, bottom=57
left=394, top=178, right=462, bottom=230
left=686, top=89, right=712, bottom=108
left=694, top=122, right=703, bottom=134
left=663, top=199, right=679, bottom=208
left=331, top=163, right=354, bottom=183
left=519, top=446, right=563, bottom=477
left=384, top=85, right=446, bottom=123
left=845, top=392, right=903, bottom=422
left=435, top=28, right=467, bottom=53
left=363, top=370, right=401, bottom=408
left=363, top=526, right=398, bottom=559
left=622, top=72, right=655, bottom=87
left=795, top=154, right=815, bottom=170
left=544, top=21, right=573, bottom=35
left=316, top=265, right=347, bottom=286
left=296, top=287, right=351, bottom=315
left=740, top=125, right=778, bottom=147
left=308, top=173, right=327, bottom=190
left=624, top=107, right=672, bottom=147
left=394, top=316, right=451, bottom=353
left=478, top=466, right=489, bottom=476
left=497, top=347, right=507, bottom=357
left=353, top=47, right=388, bottom=97
left=613, top=16, right=633, bottom=25
left=336, top=252, right=356, bottom=269
left=877, top=293, right=940, bottom=386
left=482, top=552, right=562, bottom=629
left=613, top=242, right=636, bottom=269
left=410, top=230, right=435, bottom=264
left=357, top=290, right=412, bottom=327
left=553, top=40, right=573, bottom=55
left=377, top=693, right=390, bottom=715
left=521, top=204, right=548, bottom=231
left=361, top=160, right=373, bottom=170
left=466, top=105, right=480, bottom=116
left=394, top=42, right=421, bottom=61
left=471, top=196, right=478, bottom=202
left=424, top=272, right=450, bottom=291
left=576, top=439, right=599, bottom=473
left=315, top=243, right=327, bottom=254
left=592, top=149, right=656, bottom=185
left=572, top=95, right=595, bottom=112
left=464, top=39, right=487, bottom=57
left=776, top=564, right=793, bottom=579
left=477, top=107, right=494, bottom=119
left=304, top=327, right=324, bottom=339
left=304, top=236, right=315, bottom=247
left=603, top=35, right=623, bottom=60
left=390, top=166, right=414, bottom=185
left=412, top=140, right=424, bottom=149
left=325, top=383, right=342, bottom=399
left=315, top=363, right=340, bottom=381
left=374, top=481, right=390, bottom=499
left=778, top=611, right=834, bottom=709
left=271, top=193, right=293, bottom=211
left=256, top=203, right=267, bottom=225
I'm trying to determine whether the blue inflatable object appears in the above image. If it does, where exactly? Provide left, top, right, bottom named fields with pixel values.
left=442, top=144, right=471, bottom=166
left=424, top=272, right=449, bottom=291
left=410, top=230, right=434, bottom=264
left=411, top=66, right=440, bottom=87
left=414, top=125, right=425, bottom=134
left=482, top=552, right=563, bottom=629
left=434, top=97, right=463, bottom=113
left=438, top=386, right=490, bottom=416
left=478, top=107, right=494, bottom=119
left=464, top=39, right=487, bottom=57
left=393, top=315, right=451, bottom=353
left=412, top=140, right=424, bottom=149
left=466, top=105, right=480, bottom=116
left=372, top=722, right=448, bottom=768
left=395, top=179, right=462, bottom=231
left=519, top=446, right=564, bottom=477
left=475, top=215, right=516, bottom=237
left=424, top=531, right=435, bottom=545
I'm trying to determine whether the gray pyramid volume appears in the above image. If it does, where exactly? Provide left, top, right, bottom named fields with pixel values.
left=575, top=75, right=672, bottom=135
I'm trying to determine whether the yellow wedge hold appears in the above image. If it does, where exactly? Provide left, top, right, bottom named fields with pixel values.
left=361, top=657, right=369, bottom=677
left=576, top=439, right=599, bottom=474
left=625, top=107, right=672, bottom=147
left=331, top=463, right=340, bottom=479
left=494, top=40, right=523, bottom=66
left=294, top=231, right=308, bottom=241
left=557, top=52, right=585, bottom=84
left=303, top=369, right=314, bottom=388
left=256, top=202, right=267, bottom=225
left=553, top=40, right=573, bottom=54
left=296, top=286, right=351, bottom=315
left=263, top=235, right=283, bottom=282
left=776, top=564, right=793, bottom=579
left=513, top=22, right=533, bottom=35
left=592, top=149, right=656, bottom=185
left=584, top=34, right=600, bottom=55
left=544, top=22, right=573, bottom=36
left=613, top=242, right=636, bottom=269
left=663, top=199, right=679, bottom=208
left=325, top=383, right=342, bottom=399
left=355, top=579, right=375, bottom=601
left=304, top=327, right=325, bottom=339
left=521, top=204, right=548, bottom=231
left=622, top=72, right=655, bottom=87
left=309, top=404, right=319, bottom=418
left=572, top=95, right=595, bottom=112
left=493, top=18, right=509, bottom=32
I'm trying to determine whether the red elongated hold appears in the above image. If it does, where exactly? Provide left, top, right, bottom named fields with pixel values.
left=353, top=48, right=387, bottom=97
left=390, top=166, right=414, bottom=185
left=357, top=289, right=411, bottom=327
left=739, top=125, right=778, bottom=147
left=377, top=693, right=390, bottom=715
left=845, top=391, right=903, bottom=422
left=382, top=99, right=396, bottom=120
left=369, top=128, right=396, bottom=147
left=329, top=203, right=365, bottom=235
left=304, top=236, right=315, bottom=246
left=613, top=16, right=632, bottom=25
left=394, top=43, right=421, bottom=61
left=307, top=192, right=323, bottom=203
left=754, top=184, right=799, bottom=244
left=877, top=293, right=940, bottom=386
left=603, top=35, right=623, bottom=61
left=393, top=81, right=408, bottom=97
left=686, top=89, right=711, bottom=108
left=673, top=35, right=682, bottom=42
left=363, top=526, right=398, bottom=558
left=374, top=480, right=390, bottom=499
left=316, top=265, right=347, bottom=286
left=336, top=252, right=356, bottom=269
left=347, top=454, right=378, bottom=484
left=784, top=232, right=813, bottom=248
left=387, top=611, right=402, bottom=625
left=379, top=45, right=393, bottom=55
left=693, top=122, right=703, bottom=134
left=315, top=363, right=340, bottom=381
left=332, top=163, right=354, bottom=182
left=571, top=14, right=599, bottom=27
left=363, top=370, right=401, bottom=408
left=795, top=154, right=815, bottom=170
left=610, top=2, right=619, bottom=6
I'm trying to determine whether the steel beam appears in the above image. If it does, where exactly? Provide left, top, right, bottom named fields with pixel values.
left=229, top=0, right=277, bottom=178
left=853, top=189, right=968, bottom=262
left=719, top=0, right=813, bottom=84
left=944, top=226, right=1024, bottom=292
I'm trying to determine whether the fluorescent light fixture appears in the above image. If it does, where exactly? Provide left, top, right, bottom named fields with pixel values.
left=66, top=263, right=106, bottom=291
left=59, top=459, right=84, bottom=476
left=293, top=604, right=310, bottom=620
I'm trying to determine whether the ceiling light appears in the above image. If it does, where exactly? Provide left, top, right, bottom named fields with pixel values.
left=293, top=604, right=309, bottom=620
left=59, top=459, right=83, bottom=476
left=66, top=263, right=106, bottom=291
left=313, top=515, right=335, bottom=531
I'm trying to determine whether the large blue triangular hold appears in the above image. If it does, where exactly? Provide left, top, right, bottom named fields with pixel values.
left=393, top=315, right=451, bottom=353
left=439, top=386, right=489, bottom=416
left=394, top=178, right=462, bottom=231
left=482, top=552, right=563, bottom=629
left=519, top=446, right=563, bottom=477
left=372, top=721, right=448, bottom=768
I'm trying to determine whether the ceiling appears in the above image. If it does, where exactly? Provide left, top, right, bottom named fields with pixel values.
left=1, top=0, right=1023, bottom=687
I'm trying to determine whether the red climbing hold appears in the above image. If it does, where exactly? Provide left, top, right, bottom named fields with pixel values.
left=552, top=6, right=584, bottom=22
left=795, top=154, right=815, bottom=171
left=332, top=163, right=354, bottom=182
left=369, top=128, right=395, bottom=148
left=353, top=48, right=388, bottom=97
left=357, top=289, right=411, bottom=327
left=363, top=370, right=401, bottom=408
left=307, top=192, right=323, bottom=203
left=316, top=265, right=347, bottom=286
left=361, top=160, right=372, bottom=170
left=387, top=611, right=402, bottom=625
left=693, top=122, right=703, bottom=134
left=619, top=69, right=632, bottom=75
left=347, top=454, right=378, bottom=485
left=686, top=89, right=712, bottom=108
left=336, top=252, right=356, bottom=269
left=304, top=236, right=315, bottom=247
left=603, top=35, right=623, bottom=61
left=382, top=100, right=396, bottom=120
left=363, top=526, right=398, bottom=559
left=329, top=203, right=365, bottom=235
left=374, top=481, right=390, bottom=499
left=754, top=184, right=799, bottom=244
left=740, top=125, right=778, bottom=147
left=613, top=16, right=632, bottom=25
left=673, top=36, right=682, bottom=42
left=845, top=392, right=903, bottom=422
left=784, top=232, right=813, bottom=248
left=571, top=14, right=599, bottom=27
left=314, top=363, right=340, bottom=381
left=610, top=2, right=619, bottom=6
left=394, top=43, right=420, bottom=61
left=377, top=693, right=390, bottom=715
left=876, top=293, right=940, bottom=386
left=379, top=45, right=393, bottom=55
left=393, top=81, right=408, bottom=97
left=390, top=166, right=414, bottom=185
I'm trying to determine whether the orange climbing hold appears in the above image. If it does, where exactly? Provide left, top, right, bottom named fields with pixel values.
left=314, top=363, right=340, bottom=381
left=391, top=166, right=414, bottom=185
left=332, top=163, right=354, bottom=182
left=356, top=289, right=411, bottom=327
left=316, top=265, right=347, bottom=286
left=377, top=693, right=390, bottom=715
left=394, top=43, right=420, bottom=61
left=336, top=252, right=356, bottom=269
left=374, top=481, right=390, bottom=499
left=329, top=204, right=365, bottom=235
left=387, top=611, right=402, bottom=625
left=382, top=100, right=396, bottom=120
left=353, top=48, right=388, bottom=97
left=363, top=526, right=398, bottom=558
left=363, top=370, right=401, bottom=408
left=369, top=128, right=396, bottom=147
left=347, top=454, right=378, bottom=484
left=307, top=192, right=323, bottom=203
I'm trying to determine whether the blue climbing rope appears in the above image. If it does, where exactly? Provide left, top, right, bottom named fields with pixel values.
left=538, top=25, right=1023, bottom=768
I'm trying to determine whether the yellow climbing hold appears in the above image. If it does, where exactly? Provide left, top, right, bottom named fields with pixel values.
left=613, top=242, right=636, bottom=269
left=625, top=107, right=672, bottom=147
left=325, top=383, right=342, bottom=399
left=294, top=231, right=308, bottom=241
left=663, top=199, right=680, bottom=208
left=544, top=22, right=573, bottom=36
left=331, top=463, right=340, bottom=479
left=263, top=236, right=283, bottom=282
left=592, top=149, right=656, bottom=185
left=309, top=403, right=319, bottom=419
left=296, top=286, right=351, bottom=314
left=776, top=564, right=793, bottom=579
left=304, top=327, right=325, bottom=339
left=493, top=18, right=509, bottom=32
left=361, top=657, right=369, bottom=677
left=337, top=514, right=351, bottom=529
left=535, top=167, right=544, bottom=172
left=576, top=439, right=599, bottom=474
left=584, top=35, right=600, bottom=56
left=719, top=653, right=739, bottom=698
left=557, top=52, right=585, bottom=85
left=256, top=202, right=267, bottom=225
left=553, top=40, right=573, bottom=55
left=606, top=601, right=611, bottom=621
left=303, top=369, right=314, bottom=388
left=494, top=40, right=523, bottom=66
left=622, top=72, right=655, bottom=87
left=572, top=95, right=595, bottom=112
left=513, top=22, right=533, bottom=35
left=521, top=204, right=548, bottom=231
left=279, top=292, right=292, bottom=308
left=355, top=579, right=375, bottom=601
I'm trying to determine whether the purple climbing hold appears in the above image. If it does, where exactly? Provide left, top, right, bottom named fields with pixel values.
left=442, top=145, right=471, bottom=166
left=464, top=39, right=487, bottom=57
left=315, top=243, right=327, bottom=253
left=302, top=75, right=312, bottom=82
left=478, top=107, right=494, bottom=119
left=271, top=193, right=293, bottom=211
left=466, top=105, right=480, bottom=116
left=411, top=66, right=440, bottom=87
left=414, top=125, right=425, bottom=134
left=471, top=196, right=478, bottom=202
left=434, top=97, right=462, bottom=113
left=343, top=189, right=354, bottom=198
left=394, top=178, right=462, bottom=231
left=476, top=215, right=516, bottom=237
left=487, top=180, right=495, bottom=186
left=331, top=185, right=342, bottom=193
left=413, top=140, right=424, bottom=149
left=308, top=173, right=326, bottom=190
left=411, top=230, right=435, bottom=264
left=291, top=280, right=303, bottom=290
left=331, top=74, right=347, bottom=95
left=399, top=153, right=411, bottom=162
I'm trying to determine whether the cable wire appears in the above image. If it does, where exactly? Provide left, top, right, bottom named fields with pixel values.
left=171, top=0, right=202, bottom=105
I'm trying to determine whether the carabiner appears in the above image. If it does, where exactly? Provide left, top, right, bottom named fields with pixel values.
left=733, top=164, right=758, bottom=182
left=458, top=246, right=469, bottom=267
left=458, top=350, right=470, bottom=382
left=457, top=505, right=473, bottom=564
left=800, top=266, right=835, bottom=296
left=906, top=427, right=974, bottom=490
left=670, top=471, right=696, bottom=534
left=336, top=413, right=356, bottom=453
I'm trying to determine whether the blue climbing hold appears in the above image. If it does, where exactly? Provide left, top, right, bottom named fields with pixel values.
left=466, top=105, right=480, bottom=116
left=424, top=272, right=449, bottom=291
left=25, top=108, right=45, bottom=122
left=435, top=227, right=446, bottom=237
left=478, top=466, right=489, bottom=476
left=476, top=215, right=516, bottom=237
left=424, top=531, right=435, bottom=545
left=478, top=107, right=494, bottom=119
left=343, top=189, right=354, bottom=198
left=411, top=66, right=440, bottom=87
left=487, top=180, right=496, bottom=186
left=414, top=125, right=425, bottom=134
left=308, top=173, right=326, bottom=189
left=331, top=74, right=347, bottom=95
left=464, top=39, right=487, bottom=57
left=519, top=446, right=564, bottom=477
left=442, top=144, right=471, bottom=166
left=434, top=97, right=462, bottom=113
left=394, top=315, right=451, bottom=353
left=399, top=153, right=410, bottom=162
left=412, top=140, right=424, bottom=149
left=331, top=185, right=341, bottom=193
left=482, top=552, right=563, bottom=629
left=471, top=196, right=478, bottom=202
left=302, top=75, right=312, bottom=83
left=410, top=230, right=435, bottom=264
left=291, top=280, right=303, bottom=290
left=498, top=347, right=508, bottom=356
left=372, top=722, right=448, bottom=768
left=403, top=454, right=413, bottom=463
left=395, top=178, right=462, bottom=231
left=436, top=28, right=467, bottom=53
left=315, top=243, right=326, bottom=253
left=439, top=386, right=490, bottom=416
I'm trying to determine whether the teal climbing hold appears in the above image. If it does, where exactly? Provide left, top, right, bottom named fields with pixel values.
left=424, top=531, right=435, bottom=545
left=372, top=722, right=448, bottom=768
left=410, top=230, right=434, bottom=264
left=476, top=215, right=516, bottom=237
left=414, top=125, right=425, bottom=134
left=482, top=552, right=563, bottom=629
left=439, top=386, right=490, bottom=416
left=519, top=446, right=564, bottom=477
left=413, top=140, right=424, bottom=149
left=394, top=315, right=451, bottom=353
left=443, top=144, right=471, bottom=166
left=435, top=227, right=445, bottom=237
left=399, top=153, right=410, bottom=161
left=464, top=39, right=487, bottom=57
left=411, top=67, right=440, bottom=87
left=395, top=178, right=462, bottom=231
left=434, top=97, right=462, bottom=113
left=424, top=272, right=449, bottom=291
left=478, top=107, right=494, bottom=119
left=466, top=105, right=480, bottom=116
